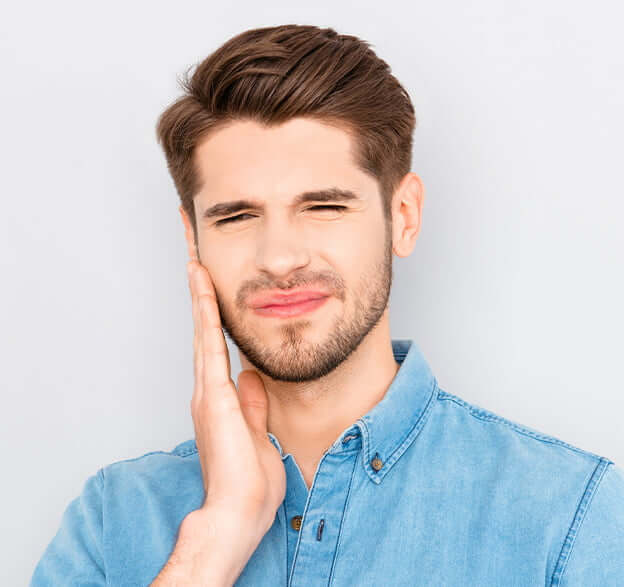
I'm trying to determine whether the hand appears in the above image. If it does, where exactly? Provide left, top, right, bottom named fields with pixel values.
left=150, top=220, right=288, bottom=586
left=184, top=238, right=286, bottom=538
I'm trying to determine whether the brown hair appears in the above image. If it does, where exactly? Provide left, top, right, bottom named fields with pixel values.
left=155, top=24, right=416, bottom=244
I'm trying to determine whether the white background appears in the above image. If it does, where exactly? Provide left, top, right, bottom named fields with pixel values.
left=2, top=0, right=622, bottom=583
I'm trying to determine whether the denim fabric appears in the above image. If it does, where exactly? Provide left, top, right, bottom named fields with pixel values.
left=31, top=339, right=624, bottom=586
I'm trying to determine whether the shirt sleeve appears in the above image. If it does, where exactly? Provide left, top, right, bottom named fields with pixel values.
left=557, top=462, right=624, bottom=585
left=30, top=469, right=106, bottom=586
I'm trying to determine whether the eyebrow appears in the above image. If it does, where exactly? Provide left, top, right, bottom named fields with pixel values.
left=201, top=187, right=362, bottom=220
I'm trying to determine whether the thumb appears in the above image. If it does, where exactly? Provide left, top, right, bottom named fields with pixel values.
left=237, top=369, right=269, bottom=437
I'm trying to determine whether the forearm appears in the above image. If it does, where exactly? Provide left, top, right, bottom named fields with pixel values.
left=150, top=507, right=267, bottom=586
left=151, top=550, right=234, bottom=586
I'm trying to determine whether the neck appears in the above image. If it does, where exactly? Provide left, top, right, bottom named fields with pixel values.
left=238, top=311, right=400, bottom=482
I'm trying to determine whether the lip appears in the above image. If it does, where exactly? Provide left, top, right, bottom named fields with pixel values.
left=248, top=289, right=331, bottom=309
left=252, top=295, right=330, bottom=318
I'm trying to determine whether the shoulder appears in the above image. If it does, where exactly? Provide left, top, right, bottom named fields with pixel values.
left=433, top=387, right=613, bottom=466
left=30, top=440, right=200, bottom=585
left=432, top=388, right=623, bottom=584
left=99, top=438, right=199, bottom=485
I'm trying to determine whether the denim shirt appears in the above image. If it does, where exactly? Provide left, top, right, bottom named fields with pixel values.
left=31, top=339, right=624, bottom=586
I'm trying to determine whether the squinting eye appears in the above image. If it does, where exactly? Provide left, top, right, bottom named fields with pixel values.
left=215, top=205, right=346, bottom=226
left=215, top=213, right=255, bottom=225
left=310, top=205, right=346, bottom=213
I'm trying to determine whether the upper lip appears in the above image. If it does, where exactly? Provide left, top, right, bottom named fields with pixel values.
left=249, top=289, right=330, bottom=309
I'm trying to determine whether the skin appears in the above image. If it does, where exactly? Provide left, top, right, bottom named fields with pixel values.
left=179, top=117, right=424, bottom=489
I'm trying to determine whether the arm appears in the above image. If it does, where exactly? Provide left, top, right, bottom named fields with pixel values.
left=30, top=469, right=106, bottom=586
left=150, top=508, right=271, bottom=586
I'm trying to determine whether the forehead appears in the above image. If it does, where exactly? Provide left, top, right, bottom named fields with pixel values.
left=193, top=117, right=372, bottom=202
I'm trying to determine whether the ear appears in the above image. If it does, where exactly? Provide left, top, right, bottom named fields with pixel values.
left=391, top=173, right=425, bottom=258
left=179, top=205, right=199, bottom=261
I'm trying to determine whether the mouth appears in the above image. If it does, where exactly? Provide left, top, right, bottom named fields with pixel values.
left=252, top=295, right=330, bottom=318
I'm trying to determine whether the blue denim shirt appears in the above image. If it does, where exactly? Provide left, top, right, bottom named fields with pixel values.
left=31, top=339, right=624, bottom=586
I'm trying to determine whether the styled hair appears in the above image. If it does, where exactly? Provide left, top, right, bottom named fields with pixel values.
left=155, top=24, right=416, bottom=244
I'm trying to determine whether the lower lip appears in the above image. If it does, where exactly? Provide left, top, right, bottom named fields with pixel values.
left=253, top=296, right=329, bottom=318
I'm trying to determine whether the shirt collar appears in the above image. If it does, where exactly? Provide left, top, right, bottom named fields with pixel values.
left=267, top=339, right=438, bottom=485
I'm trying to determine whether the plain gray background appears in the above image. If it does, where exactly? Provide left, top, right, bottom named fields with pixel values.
left=2, top=0, right=623, bottom=583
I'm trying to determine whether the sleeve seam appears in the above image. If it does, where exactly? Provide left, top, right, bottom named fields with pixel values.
left=90, top=467, right=106, bottom=579
left=550, top=458, right=613, bottom=586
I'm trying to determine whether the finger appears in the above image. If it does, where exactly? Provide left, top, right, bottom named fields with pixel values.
left=188, top=262, right=204, bottom=414
left=198, top=291, right=232, bottom=393
left=193, top=261, right=233, bottom=394
left=188, top=263, right=199, bottom=353
left=237, top=370, right=269, bottom=437
left=180, top=206, right=198, bottom=262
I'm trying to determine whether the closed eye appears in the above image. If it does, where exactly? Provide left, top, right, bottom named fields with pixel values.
left=215, top=205, right=347, bottom=225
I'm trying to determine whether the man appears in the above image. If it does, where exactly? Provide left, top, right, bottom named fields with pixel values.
left=31, top=24, right=623, bottom=586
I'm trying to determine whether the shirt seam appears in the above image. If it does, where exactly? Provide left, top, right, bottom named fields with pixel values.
left=173, top=446, right=198, bottom=458
left=549, top=458, right=612, bottom=586
left=98, top=446, right=198, bottom=476
left=103, top=450, right=175, bottom=470
left=436, top=390, right=607, bottom=461
left=327, top=454, right=359, bottom=586
left=94, top=468, right=107, bottom=582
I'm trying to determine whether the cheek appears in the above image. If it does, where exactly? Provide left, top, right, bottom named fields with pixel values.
left=320, top=227, right=382, bottom=294
left=321, top=220, right=382, bottom=264
left=195, top=251, right=239, bottom=305
left=201, top=236, right=245, bottom=273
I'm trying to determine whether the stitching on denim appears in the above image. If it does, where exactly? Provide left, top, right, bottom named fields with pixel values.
left=173, top=446, right=198, bottom=458
left=169, top=439, right=199, bottom=458
left=96, top=467, right=107, bottom=582
left=102, top=443, right=199, bottom=472
left=327, top=454, right=359, bottom=586
left=361, top=378, right=438, bottom=484
left=436, top=390, right=610, bottom=461
left=549, top=459, right=612, bottom=585
left=357, top=418, right=377, bottom=484
left=104, top=450, right=172, bottom=470
left=382, top=379, right=438, bottom=473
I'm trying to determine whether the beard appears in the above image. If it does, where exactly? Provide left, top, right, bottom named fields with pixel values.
left=215, top=222, right=394, bottom=383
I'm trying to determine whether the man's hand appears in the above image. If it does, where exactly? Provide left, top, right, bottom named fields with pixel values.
left=186, top=256, right=286, bottom=524
left=151, top=234, right=286, bottom=586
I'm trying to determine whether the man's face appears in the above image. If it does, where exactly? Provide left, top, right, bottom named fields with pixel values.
left=192, top=117, right=393, bottom=383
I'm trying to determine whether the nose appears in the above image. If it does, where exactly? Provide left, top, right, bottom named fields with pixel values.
left=254, top=216, right=311, bottom=279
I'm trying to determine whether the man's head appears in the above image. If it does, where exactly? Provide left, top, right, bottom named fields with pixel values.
left=156, top=25, right=423, bottom=383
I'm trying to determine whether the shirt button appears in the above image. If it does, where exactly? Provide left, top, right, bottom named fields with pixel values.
left=371, top=456, right=383, bottom=471
left=290, top=515, right=303, bottom=531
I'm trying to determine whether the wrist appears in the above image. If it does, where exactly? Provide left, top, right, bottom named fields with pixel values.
left=151, top=510, right=238, bottom=586
left=172, top=511, right=238, bottom=585
left=166, top=507, right=264, bottom=586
